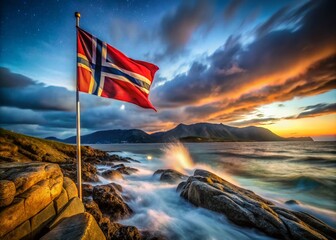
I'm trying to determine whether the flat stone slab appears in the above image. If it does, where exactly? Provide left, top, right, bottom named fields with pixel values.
left=41, top=213, right=106, bottom=240
left=49, top=197, right=85, bottom=229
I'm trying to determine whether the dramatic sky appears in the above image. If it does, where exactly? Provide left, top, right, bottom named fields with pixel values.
left=0, top=0, right=335, bottom=140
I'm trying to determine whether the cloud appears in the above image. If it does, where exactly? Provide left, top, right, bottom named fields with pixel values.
left=223, top=0, right=244, bottom=21
left=0, top=68, right=111, bottom=111
left=1, top=1, right=335, bottom=138
left=0, top=67, right=36, bottom=88
left=151, top=0, right=336, bottom=123
left=296, top=103, right=336, bottom=119
left=159, top=0, right=214, bottom=53
left=228, top=102, right=336, bottom=127
left=230, top=117, right=278, bottom=127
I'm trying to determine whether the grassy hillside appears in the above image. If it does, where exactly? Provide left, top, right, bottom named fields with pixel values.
left=0, top=128, right=107, bottom=163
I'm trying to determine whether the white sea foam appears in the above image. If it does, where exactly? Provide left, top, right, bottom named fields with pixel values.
left=92, top=141, right=336, bottom=239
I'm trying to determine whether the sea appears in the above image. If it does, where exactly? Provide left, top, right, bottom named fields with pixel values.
left=92, top=141, right=336, bottom=240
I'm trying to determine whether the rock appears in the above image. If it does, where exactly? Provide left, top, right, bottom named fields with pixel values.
left=99, top=217, right=141, bottom=240
left=0, top=175, right=61, bottom=237
left=82, top=162, right=99, bottom=182
left=113, top=164, right=138, bottom=175
left=84, top=199, right=103, bottom=224
left=83, top=199, right=141, bottom=240
left=0, top=198, right=25, bottom=238
left=153, top=169, right=187, bottom=183
left=176, top=181, right=187, bottom=192
left=1, top=220, right=31, bottom=240
left=0, top=180, right=15, bottom=207
left=83, top=183, right=94, bottom=197
left=0, top=162, right=63, bottom=195
left=141, top=230, right=168, bottom=240
left=30, top=201, right=56, bottom=238
left=49, top=197, right=85, bottom=229
left=113, top=225, right=141, bottom=240
left=107, top=154, right=131, bottom=163
left=41, top=212, right=106, bottom=240
left=63, top=177, right=78, bottom=200
left=93, top=183, right=132, bottom=221
left=285, top=199, right=301, bottom=205
left=179, top=169, right=336, bottom=240
left=54, top=188, right=69, bottom=213
left=102, top=170, right=124, bottom=180
left=60, top=163, right=99, bottom=183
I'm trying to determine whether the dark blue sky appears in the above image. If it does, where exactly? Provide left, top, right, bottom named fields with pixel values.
left=0, top=0, right=335, bottom=140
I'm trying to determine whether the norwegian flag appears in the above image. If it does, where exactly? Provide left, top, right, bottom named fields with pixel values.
left=76, top=27, right=158, bottom=110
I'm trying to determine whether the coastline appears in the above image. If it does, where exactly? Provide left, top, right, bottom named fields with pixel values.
left=1, top=129, right=335, bottom=239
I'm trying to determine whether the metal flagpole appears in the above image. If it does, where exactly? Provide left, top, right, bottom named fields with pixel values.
left=75, top=12, right=82, bottom=201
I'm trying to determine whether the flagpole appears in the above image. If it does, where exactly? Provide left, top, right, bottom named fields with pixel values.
left=75, top=12, right=82, bottom=201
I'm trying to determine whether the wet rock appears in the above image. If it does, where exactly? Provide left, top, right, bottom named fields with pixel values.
left=0, top=180, right=15, bottom=207
left=82, top=162, right=99, bottom=182
left=102, top=170, right=124, bottom=180
left=84, top=199, right=141, bottom=240
left=83, top=183, right=94, bottom=197
left=113, top=164, right=138, bottom=175
left=179, top=169, right=336, bottom=240
left=153, top=169, right=187, bottom=183
left=99, top=217, right=141, bottom=240
left=93, top=183, right=132, bottom=221
left=60, top=162, right=99, bottom=183
left=285, top=199, right=301, bottom=205
left=107, top=154, right=131, bottom=163
left=84, top=199, right=103, bottom=224
left=141, top=230, right=168, bottom=240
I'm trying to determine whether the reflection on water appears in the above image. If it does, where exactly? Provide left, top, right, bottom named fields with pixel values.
left=93, top=141, right=336, bottom=239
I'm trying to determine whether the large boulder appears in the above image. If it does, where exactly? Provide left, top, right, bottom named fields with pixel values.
left=179, top=169, right=336, bottom=240
left=0, top=162, right=63, bottom=195
left=93, top=183, right=132, bottom=221
left=102, top=170, right=124, bottom=180
left=41, top=212, right=106, bottom=240
left=153, top=169, right=187, bottom=183
left=113, top=164, right=138, bottom=175
left=0, top=162, right=63, bottom=238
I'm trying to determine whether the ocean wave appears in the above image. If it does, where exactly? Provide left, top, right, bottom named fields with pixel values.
left=212, top=151, right=293, bottom=161
left=268, top=176, right=336, bottom=193
left=290, top=156, right=336, bottom=166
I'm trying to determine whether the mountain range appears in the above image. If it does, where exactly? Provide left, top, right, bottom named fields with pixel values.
left=47, top=123, right=313, bottom=144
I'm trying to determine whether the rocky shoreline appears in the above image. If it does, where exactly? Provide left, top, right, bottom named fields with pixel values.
left=1, top=129, right=335, bottom=240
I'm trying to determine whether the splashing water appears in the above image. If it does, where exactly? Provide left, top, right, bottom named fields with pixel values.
left=161, top=142, right=194, bottom=174
left=160, top=141, right=237, bottom=184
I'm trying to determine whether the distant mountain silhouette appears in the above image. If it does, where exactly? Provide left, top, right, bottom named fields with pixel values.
left=55, top=122, right=313, bottom=144
left=62, top=129, right=153, bottom=144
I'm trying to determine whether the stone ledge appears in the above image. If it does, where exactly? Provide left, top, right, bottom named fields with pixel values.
left=49, top=197, right=85, bottom=229
left=41, top=213, right=106, bottom=240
